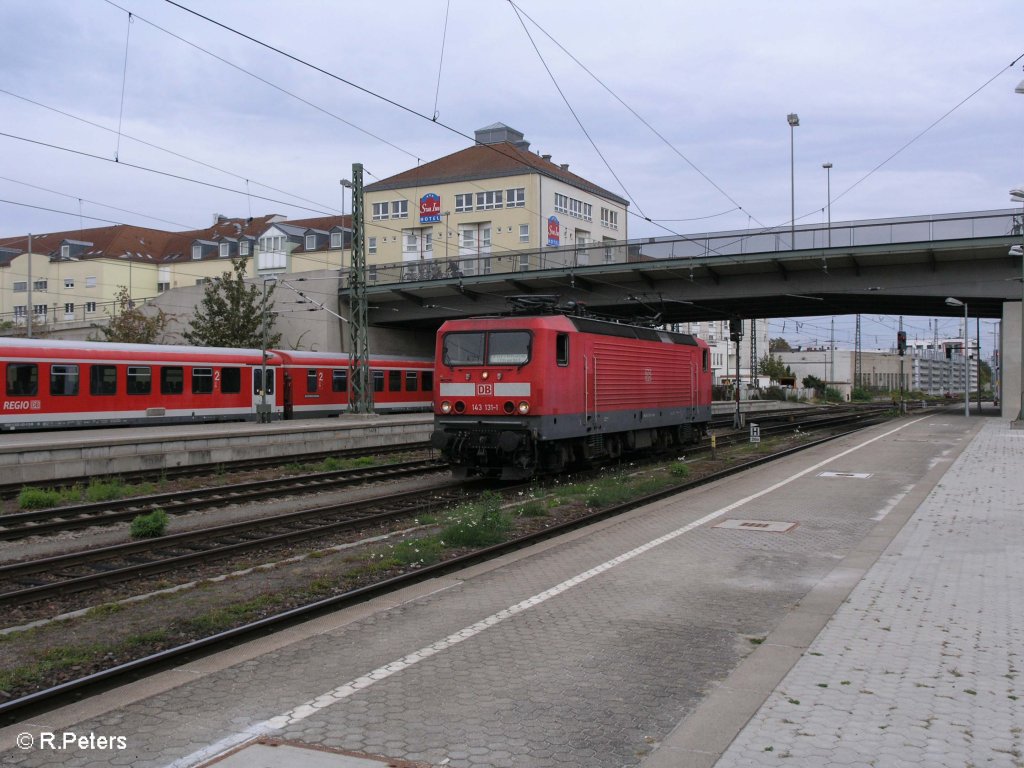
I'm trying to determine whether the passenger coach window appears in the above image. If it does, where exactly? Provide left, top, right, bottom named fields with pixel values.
left=422, top=371, right=433, bottom=391
left=90, top=365, right=117, bottom=396
left=221, top=367, right=241, bottom=394
left=556, top=333, right=569, bottom=366
left=332, top=369, right=348, bottom=392
left=306, top=368, right=318, bottom=393
left=488, top=331, right=531, bottom=365
left=127, top=366, right=152, bottom=395
left=389, top=370, right=401, bottom=392
left=192, top=367, right=214, bottom=394
left=161, top=367, right=184, bottom=395
left=442, top=332, right=485, bottom=365
left=50, top=364, right=80, bottom=396
left=372, top=370, right=384, bottom=392
left=405, top=371, right=418, bottom=391
left=6, top=363, right=38, bottom=396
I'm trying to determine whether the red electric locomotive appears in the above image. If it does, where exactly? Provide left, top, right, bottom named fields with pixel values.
left=431, top=311, right=713, bottom=479
left=0, top=338, right=432, bottom=431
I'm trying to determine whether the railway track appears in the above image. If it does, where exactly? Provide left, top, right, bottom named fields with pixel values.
left=0, top=409, right=898, bottom=724
left=0, top=457, right=448, bottom=540
left=0, top=441, right=435, bottom=499
left=0, top=481, right=467, bottom=608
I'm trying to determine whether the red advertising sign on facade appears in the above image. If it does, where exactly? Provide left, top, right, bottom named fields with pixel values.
left=547, top=216, right=560, bottom=246
left=420, top=193, right=441, bottom=223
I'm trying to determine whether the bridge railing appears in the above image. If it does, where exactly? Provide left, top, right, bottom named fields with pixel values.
left=364, top=208, right=1020, bottom=287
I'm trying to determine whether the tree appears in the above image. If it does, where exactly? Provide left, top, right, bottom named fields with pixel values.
left=758, top=353, right=791, bottom=385
left=769, top=337, right=793, bottom=352
left=99, top=286, right=169, bottom=344
left=184, top=257, right=280, bottom=349
left=802, top=374, right=825, bottom=390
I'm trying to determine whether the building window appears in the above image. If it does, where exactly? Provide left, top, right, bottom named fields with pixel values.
left=239, top=240, right=250, bottom=256
left=13, top=281, right=26, bottom=293
left=13, top=306, right=26, bottom=320
left=506, top=188, right=525, bottom=207
left=330, top=232, right=343, bottom=249
left=476, top=190, right=503, bottom=210
left=86, top=276, right=97, bottom=288
left=392, top=200, right=409, bottom=219
left=455, top=193, right=473, bottom=212
left=33, top=279, right=47, bottom=292
left=519, top=224, right=530, bottom=243
left=64, top=277, right=74, bottom=289
left=554, top=193, right=568, bottom=214
left=219, top=242, right=230, bottom=258
left=63, top=303, right=75, bottom=319
left=372, top=202, right=389, bottom=220
left=33, top=304, right=47, bottom=318
left=368, top=237, right=377, bottom=255
left=601, top=208, right=619, bottom=230
left=403, top=228, right=433, bottom=259
left=305, top=234, right=316, bottom=250
left=85, top=302, right=97, bottom=312
left=60, top=244, right=70, bottom=259
left=192, top=244, right=202, bottom=260
left=157, top=282, right=170, bottom=293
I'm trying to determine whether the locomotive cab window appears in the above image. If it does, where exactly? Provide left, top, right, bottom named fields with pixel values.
left=6, top=363, right=38, bottom=396
left=127, top=366, right=152, bottom=395
left=50, top=364, right=79, bottom=396
left=442, top=330, right=531, bottom=366
left=161, top=367, right=184, bottom=395
left=556, top=333, right=569, bottom=366
left=702, top=348, right=709, bottom=372
left=90, top=365, right=117, bottom=396
left=221, top=367, right=241, bottom=394
left=192, top=367, right=214, bottom=394
left=332, top=369, right=348, bottom=392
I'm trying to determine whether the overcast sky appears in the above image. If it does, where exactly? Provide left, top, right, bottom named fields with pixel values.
left=3, top=0, right=1022, bottom=356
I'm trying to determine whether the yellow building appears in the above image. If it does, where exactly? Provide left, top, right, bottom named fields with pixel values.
left=364, top=123, right=629, bottom=282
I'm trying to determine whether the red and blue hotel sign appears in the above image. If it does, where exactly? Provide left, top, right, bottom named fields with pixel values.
left=547, top=216, right=560, bottom=246
left=420, top=193, right=441, bottom=223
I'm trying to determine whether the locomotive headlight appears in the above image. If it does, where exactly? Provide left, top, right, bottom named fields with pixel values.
left=517, top=401, right=530, bottom=415
left=440, top=401, right=452, bottom=414
left=481, top=371, right=489, bottom=380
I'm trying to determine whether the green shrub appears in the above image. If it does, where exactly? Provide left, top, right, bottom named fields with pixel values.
left=130, top=509, right=169, bottom=539
left=84, top=479, right=128, bottom=503
left=669, top=462, right=690, bottom=478
left=17, top=487, right=63, bottom=510
left=440, top=493, right=511, bottom=548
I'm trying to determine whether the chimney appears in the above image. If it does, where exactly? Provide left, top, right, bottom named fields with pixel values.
left=560, top=163, right=570, bottom=171
left=542, top=154, right=552, bottom=162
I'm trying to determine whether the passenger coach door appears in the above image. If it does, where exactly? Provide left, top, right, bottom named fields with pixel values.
left=253, top=366, right=275, bottom=421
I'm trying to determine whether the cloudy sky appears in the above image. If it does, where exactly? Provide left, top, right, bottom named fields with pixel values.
left=3, top=0, right=1022, bottom=354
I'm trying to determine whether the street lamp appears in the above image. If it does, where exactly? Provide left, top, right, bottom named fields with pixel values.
left=259, top=274, right=278, bottom=423
left=340, top=179, right=353, bottom=274
left=787, top=113, right=799, bottom=250
left=822, top=162, right=832, bottom=247
left=945, top=297, right=969, bottom=418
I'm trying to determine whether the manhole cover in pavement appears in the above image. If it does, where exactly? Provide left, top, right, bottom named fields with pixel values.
left=818, top=471, right=873, bottom=479
left=714, top=519, right=798, bottom=533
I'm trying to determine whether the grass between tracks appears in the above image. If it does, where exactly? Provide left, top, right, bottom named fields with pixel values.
left=0, top=433, right=817, bottom=700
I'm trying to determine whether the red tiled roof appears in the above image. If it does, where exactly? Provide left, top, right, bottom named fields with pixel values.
left=365, top=142, right=629, bottom=206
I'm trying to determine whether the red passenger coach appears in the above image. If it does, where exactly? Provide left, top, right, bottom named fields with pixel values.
left=0, top=338, right=433, bottom=431
left=431, top=313, right=713, bottom=479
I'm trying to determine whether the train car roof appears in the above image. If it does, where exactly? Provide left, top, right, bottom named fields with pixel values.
left=0, top=337, right=270, bottom=363
left=438, top=314, right=703, bottom=347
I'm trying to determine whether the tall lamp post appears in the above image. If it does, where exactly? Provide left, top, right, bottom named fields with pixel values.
left=340, top=178, right=353, bottom=273
left=945, top=297, right=969, bottom=418
left=822, top=162, right=832, bottom=247
left=787, top=113, right=800, bottom=250
left=259, top=274, right=278, bottom=423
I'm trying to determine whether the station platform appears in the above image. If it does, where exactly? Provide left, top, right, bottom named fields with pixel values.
left=0, top=413, right=434, bottom=486
left=1, top=411, right=1018, bottom=767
